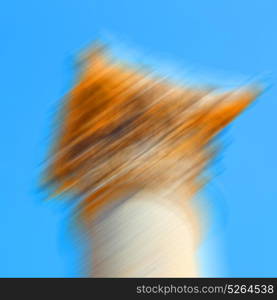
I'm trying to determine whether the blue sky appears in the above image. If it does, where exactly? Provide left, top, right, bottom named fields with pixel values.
left=1, top=0, right=276, bottom=277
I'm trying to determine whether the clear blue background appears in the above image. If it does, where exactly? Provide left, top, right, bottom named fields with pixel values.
left=1, top=0, right=276, bottom=277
